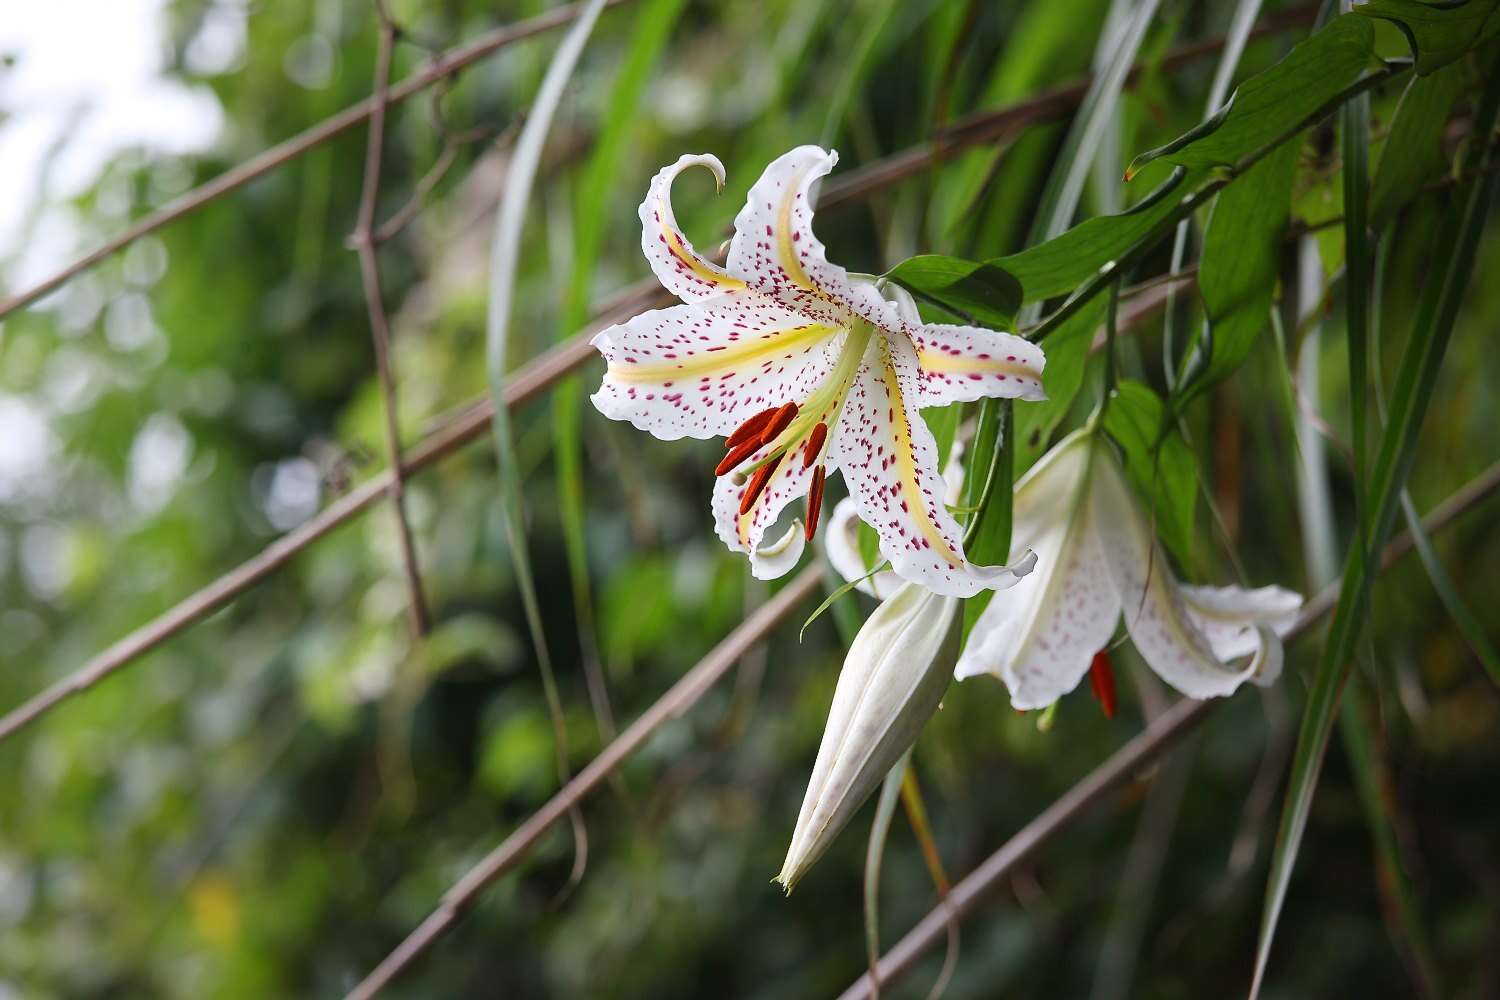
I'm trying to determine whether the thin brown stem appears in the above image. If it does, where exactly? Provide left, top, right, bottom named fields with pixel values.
left=353, top=4, right=429, bottom=637
left=342, top=567, right=823, bottom=1000
left=0, top=0, right=634, bottom=320
left=0, top=2, right=1317, bottom=322
left=837, top=459, right=1500, bottom=1000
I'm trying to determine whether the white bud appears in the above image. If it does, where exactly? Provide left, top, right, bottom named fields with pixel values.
left=777, top=582, right=960, bottom=891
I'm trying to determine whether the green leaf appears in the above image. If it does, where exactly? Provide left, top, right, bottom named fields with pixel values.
left=1013, top=293, right=1108, bottom=475
left=484, top=0, right=610, bottom=888
left=995, top=167, right=1205, bottom=302
left=885, top=255, right=1022, bottom=328
left=1400, top=491, right=1500, bottom=686
left=1251, top=51, right=1500, bottom=999
left=1355, top=0, right=1500, bottom=74
left=1126, top=15, right=1378, bottom=176
left=1369, top=62, right=1464, bottom=228
left=1343, top=55, right=1373, bottom=566
left=862, top=755, right=909, bottom=994
left=1337, top=669, right=1445, bottom=998
left=1173, top=137, right=1300, bottom=406
left=1102, top=381, right=1197, bottom=568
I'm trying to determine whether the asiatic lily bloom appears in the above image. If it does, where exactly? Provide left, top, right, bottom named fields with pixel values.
left=955, top=427, right=1303, bottom=709
left=777, top=580, right=959, bottom=891
left=590, top=145, right=1047, bottom=597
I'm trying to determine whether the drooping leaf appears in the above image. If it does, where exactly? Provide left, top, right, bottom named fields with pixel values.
left=994, top=167, right=1204, bottom=302
left=1013, top=292, right=1108, bottom=475
left=885, top=254, right=1023, bottom=328
left=1251, top=54, right=1500, bottom=998
left=1369, top=62, right=1464, bottom=228
left=1125, top=15, right=1378, bottom=176
left=484, top=0, right=611, bottom=891
left=1355, top=0, right=1500, bottom=73
left=1174, top=136, right=1301, bottom=406
left=1102, top=380, right=1198, bottom=568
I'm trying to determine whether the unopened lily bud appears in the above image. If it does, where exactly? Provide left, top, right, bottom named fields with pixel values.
left=777, top=582, right=960, bottom=891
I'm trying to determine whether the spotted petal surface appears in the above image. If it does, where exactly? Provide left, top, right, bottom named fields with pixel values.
left=711, top=424, right=834, bottom=580
left=832, top=335, right=1029, bottom=597
left=638, top=154, right=749, bottom=302
left=727, top=145, right=895, bottom=332
left=955, top=431, right=1121, bottom=708
left=912, top=323, right=1048, bottom=406
left=1091, top=445, right=1262, bottom=699
left=591, top=299, right=844, bottom=440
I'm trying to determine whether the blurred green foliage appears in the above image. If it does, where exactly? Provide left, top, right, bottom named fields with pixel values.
left=1, top=2, right=1498, bottom=998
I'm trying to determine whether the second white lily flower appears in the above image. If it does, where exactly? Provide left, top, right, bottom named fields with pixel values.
left=955, top=427, right=1302, bottom=708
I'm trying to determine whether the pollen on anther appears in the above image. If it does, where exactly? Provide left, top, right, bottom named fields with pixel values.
left=802, top=422, right=829, bottom=468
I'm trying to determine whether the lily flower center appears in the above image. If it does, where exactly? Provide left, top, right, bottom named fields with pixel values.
left=716, top=318, right=877, bottom=537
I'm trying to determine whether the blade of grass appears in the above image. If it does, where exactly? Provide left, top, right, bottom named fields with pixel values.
left=553, top=0, right=687, bottom=749
left=483, top=0, right=610, bottom=895
left=1293, top=230, right=1441, bottom=1000
left=1250, top=49, right=1500, bottom=999
left=1341, top=0, right=1372, bottom=559
left=1338, top=665, right=1445, bottom=998
left=1164, top=0, right=1266, bottom=391
left=1369, top=204, right=1500, bottom=689
left=863, top=754, right=910, bottom=1000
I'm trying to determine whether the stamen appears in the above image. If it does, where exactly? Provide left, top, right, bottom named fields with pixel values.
left=715, top=436, right=762, bottom=476
left=802, top=421, right=829, bottom=469
left=726, top=406, right=779, bottom=449
left=758, top=401, right=799, bottom=445
left=1088, top=651, right=1117, bottom=720
left=739, top=454, right=783, bottom=515
left=804, top=465, right=826, bottom=541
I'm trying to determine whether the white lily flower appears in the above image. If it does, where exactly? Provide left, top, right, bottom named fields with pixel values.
left=955, top=428, right=1303, bottom=709
left=777, top=581, right=959, bottom=891
left=591, top=146, right=1047, bottom=597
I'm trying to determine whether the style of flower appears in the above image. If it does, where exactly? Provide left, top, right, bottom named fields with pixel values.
left=590, top=146, right=1047, bottom=597
left=954, top=427, right=1303, bottom=708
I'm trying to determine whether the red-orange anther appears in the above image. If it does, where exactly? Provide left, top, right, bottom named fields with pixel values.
left=739, top=453, right=783, bottom=515
left=726, top=406, right=778, bottom=449
left=802, top=421, right=829, bottom=469
left=1088, top=650, right=1117, bottom=720
left=804, top=465, right=826, bottom=541
left=715, top=437, right=762, bottom=476
left=758, top=401, right=799, bottom=445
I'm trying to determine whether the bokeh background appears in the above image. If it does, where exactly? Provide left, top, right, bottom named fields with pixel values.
left=2, top=1, right=1498, bottom=998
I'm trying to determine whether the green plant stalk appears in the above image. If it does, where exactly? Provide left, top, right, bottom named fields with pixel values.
left=1341, top=4, right=1372, bottom=561
left=1249, top=49, right=1500, bottom=999
left=1338, top=666, right=1445, bottom=998
left=484, top=0, right=610, bottom=892
left=1029, top=56, right=1410, bottom=349
left=864, top=753, right=909, bottom=1000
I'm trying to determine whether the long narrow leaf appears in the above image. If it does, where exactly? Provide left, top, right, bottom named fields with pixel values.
left=484, top=0, right=611, bottom=889
left=1250, top=52, right=1500, bottom=998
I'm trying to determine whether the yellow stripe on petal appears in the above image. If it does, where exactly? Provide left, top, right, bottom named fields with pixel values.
left=916, top=348, right=1040, bottom=381
left=660, top=206, right=746, bottom=292
left=607, top=322, right=838, bottom=384
left=775, top=180, right=816, bottom=292
left=878, top=345, right=964, bottom=569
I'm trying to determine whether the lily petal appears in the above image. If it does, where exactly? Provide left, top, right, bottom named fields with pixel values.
left=749, top=520, right=806, bottom=581
left=823, top=497, right=903, bottom=599
left=590, top=299, right=844, bottom=440
left=913, top=323, right=1048, bottom=405
left=727, top=145, right=897, bottom=332
left=1091, top=445, right=1260, bottom=699
left=1179, top=584, right=1303, bottom=661
left=833, top=335, right=1029, bottom=597
left=955, top=431, right=1122, bottom=709
left=638, top=153, right=749, bottom=302
left=711, top=431, right=833, bottom=579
